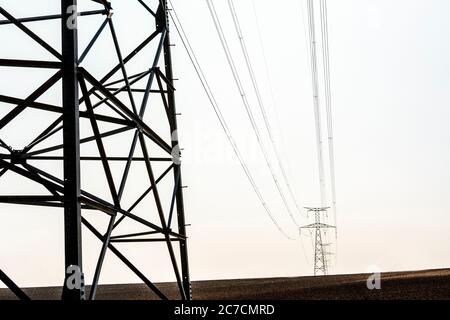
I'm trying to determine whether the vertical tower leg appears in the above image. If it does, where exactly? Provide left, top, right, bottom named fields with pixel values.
left=314, top=215, right=320, bottom=276
left=162, top=2, right=191, bottom=300
left=61, top=0, right=84, bottom=300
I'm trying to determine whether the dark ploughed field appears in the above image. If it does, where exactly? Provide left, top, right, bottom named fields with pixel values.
left=1, top=268, right=450, bottom=300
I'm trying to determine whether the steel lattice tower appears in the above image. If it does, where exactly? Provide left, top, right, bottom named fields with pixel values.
left=300, top=207, right=335, bottom=275
left=0, top=0, right=191, bottom=300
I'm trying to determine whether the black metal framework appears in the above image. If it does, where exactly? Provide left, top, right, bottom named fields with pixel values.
left=0, top=0, right=190, bottom=300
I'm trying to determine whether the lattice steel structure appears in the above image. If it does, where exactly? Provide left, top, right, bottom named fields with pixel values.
left=300, top=207, right=335, bottom=276
left=0, top=0, right=190, bottom=300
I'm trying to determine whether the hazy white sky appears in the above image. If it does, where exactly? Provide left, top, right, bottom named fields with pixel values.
left=1, top=0, right=450, bottom=288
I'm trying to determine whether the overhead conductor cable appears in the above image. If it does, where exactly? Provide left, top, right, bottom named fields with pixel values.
left=206, top=0, right=300, bottom=228
left=168, top=0, right=296, bottom=240
left=306, top=0, right=328, bottom=207
left=228, top=0, right=305, bottom=219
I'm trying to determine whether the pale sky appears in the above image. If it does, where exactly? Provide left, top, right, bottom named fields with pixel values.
left=1, top=0, right=450, bottom=288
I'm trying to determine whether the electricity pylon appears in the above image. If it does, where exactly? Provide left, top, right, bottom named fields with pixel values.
left=0, top=0, right=190, bottom=300
left=300, top=207, right=335, bottom=275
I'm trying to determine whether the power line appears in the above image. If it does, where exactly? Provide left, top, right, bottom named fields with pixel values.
left=167, top=0, right=296, bottom=240
left=306, top=0, right=328, bottom=207
left=250, top=0, right=282, bottom=135
left=303, top=0, right=338, bottom=273
left=319, top=0, right=338, bottom=243
left=228, top=0, right=305, bottom=219
left=250, top=0, right=311, bottom=262
left=206, top=0, right=300, bottom=228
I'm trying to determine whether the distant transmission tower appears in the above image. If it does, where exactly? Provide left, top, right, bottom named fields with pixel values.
left=300, top=207, right=335, bottom=275
left=302, top=0, right=338, bottom=275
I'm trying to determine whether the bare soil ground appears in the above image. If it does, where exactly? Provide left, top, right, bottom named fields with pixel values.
left=1, top=268, right=450, bottom=300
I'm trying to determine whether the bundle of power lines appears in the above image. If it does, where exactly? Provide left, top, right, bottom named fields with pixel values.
left=168, top=0, right=338, bottom=268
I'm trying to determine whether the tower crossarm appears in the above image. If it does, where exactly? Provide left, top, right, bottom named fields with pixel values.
left=300, top=223, right=336, bottom=229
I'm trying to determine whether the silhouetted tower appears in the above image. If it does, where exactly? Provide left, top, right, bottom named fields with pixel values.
left=300, top=207, right=335, bottom=275
left=0, top=0, right=190, bottom=300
